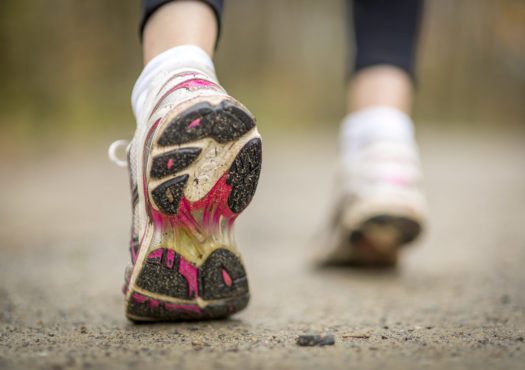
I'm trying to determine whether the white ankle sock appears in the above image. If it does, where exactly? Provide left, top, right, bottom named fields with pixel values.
left=340, top=106, right=416, bottom=158
left=131, top=45, right=217, bottom=120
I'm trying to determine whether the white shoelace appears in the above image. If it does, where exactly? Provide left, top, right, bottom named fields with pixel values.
left=108, top=139, right=130, bottom=168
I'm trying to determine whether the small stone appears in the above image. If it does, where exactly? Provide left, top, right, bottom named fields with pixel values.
left=296, top=334, right=335, bottom=347
left=80, top=326, right=87, bottom=334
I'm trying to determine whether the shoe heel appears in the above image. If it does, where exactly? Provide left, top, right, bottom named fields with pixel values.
left=126, top=97, right=261, bottom=321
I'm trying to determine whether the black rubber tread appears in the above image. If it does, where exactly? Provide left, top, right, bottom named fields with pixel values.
left=150, top=147, right=201, bottom=179
left=135, top=251, right=189, bottom=299
left=226, top=138, right=262, bottom=214
left=197, top=294, right=249, bottom=319
left=157, top=101, right=255, bottom=147
left=151, top=174, right=189, bottom=215
left=210, top=104, right=255, bottom=143
left=198, top=249, right=249, bottom=300
left=350, top=215, right=422, bottom=245
left=126, top=293, right=249, bottom=322
left=158, top=102, right=212, bottom=146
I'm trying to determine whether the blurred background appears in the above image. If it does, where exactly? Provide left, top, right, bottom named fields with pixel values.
left=0, top=0, right=524, bottom=152
left=1, top=1, right=525, bottom=368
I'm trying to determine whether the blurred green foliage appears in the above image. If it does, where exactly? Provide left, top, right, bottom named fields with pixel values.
left=0, top=0, right=524, bottom=144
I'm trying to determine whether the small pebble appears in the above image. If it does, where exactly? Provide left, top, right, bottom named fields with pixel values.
left=296, top=334, right=335, bottom=347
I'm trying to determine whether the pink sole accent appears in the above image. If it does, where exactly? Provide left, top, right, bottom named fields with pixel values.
left=164, top=303, right=202, bottom=314
left=148, top=78, right=220, bottom=120
left=148, top=172, right=238, bottom=236
left=132, top=293, right=147, bottom=303
left=166, top=249, right=176, bottom=269
left=147, top=299, right=161, bottom=309
left=188, top=118, right=201, bottom=129
left=179, top=257, right=199, bottom=298
left=147, top=249, right=163, bottom=261
left=222, top=269, right=233, bottom=287
left=190, top=173, right=238, bottom=225
left=151, top=208, right=165, bottom=229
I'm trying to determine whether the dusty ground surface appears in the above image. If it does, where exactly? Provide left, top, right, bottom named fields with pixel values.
left=0, top=128, right=524, bottom=369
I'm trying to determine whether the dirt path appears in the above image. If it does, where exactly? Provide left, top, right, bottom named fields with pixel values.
left=1, top=129, right=524, bottom=369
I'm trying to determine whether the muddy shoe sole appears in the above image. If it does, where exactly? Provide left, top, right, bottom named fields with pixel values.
left=125, top=96, right=262, bottom=321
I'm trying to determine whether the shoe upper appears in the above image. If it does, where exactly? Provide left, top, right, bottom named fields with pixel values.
left=318, top=111, right=428, bottom=266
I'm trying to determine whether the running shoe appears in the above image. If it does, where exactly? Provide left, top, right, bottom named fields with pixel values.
left=109, top=69, right=262, bottom=321
left=320, top=133, right=427, bottom=267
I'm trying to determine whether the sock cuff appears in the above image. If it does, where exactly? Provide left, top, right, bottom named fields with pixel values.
left=131, top=45, right=216, bottom=119
left=341, top=106, right=414, bottom=145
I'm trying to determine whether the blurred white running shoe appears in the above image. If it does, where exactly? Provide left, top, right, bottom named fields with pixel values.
left=321, top=106, right=427, bottom=267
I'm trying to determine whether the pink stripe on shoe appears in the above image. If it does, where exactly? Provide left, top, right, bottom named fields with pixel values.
left=166, top=249, right=176, bottom=269
left=188, top=118, right=202, bottom=129
left=147, top=248, right=163, bottom=261
left=179, top=257, right=199, bottom=298
left=131, top=292, right=147, bottom=303
left=222, top=269, right=233, bottom=287
left=148, top=78, right=220, bottom=120
left=164, top=303, right=201, bottom=313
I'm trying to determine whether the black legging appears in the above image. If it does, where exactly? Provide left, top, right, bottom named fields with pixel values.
left=140, top=0, right=424, bottom=79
